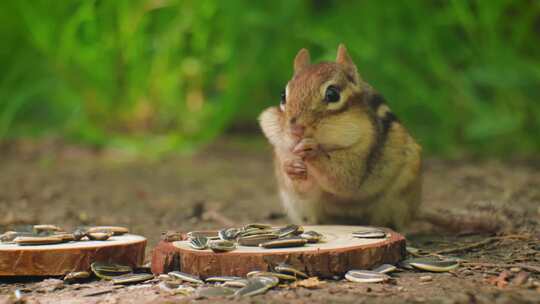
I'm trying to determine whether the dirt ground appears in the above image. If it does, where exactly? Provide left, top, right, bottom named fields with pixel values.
left=0, top=137, right=539, bottom=303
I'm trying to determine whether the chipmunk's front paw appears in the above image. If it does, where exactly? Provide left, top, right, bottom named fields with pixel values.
left=284, top=159, right=307, bottom=180
left=292, top=138, right=321, bottom=159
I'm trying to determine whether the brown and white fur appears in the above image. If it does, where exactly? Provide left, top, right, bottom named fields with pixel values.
left=259, top=44, right=422, bottom=230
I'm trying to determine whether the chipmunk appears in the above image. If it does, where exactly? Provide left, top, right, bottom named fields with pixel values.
left=259, top=44, right=422, bottom=230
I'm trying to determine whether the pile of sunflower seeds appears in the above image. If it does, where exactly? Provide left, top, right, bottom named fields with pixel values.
left=0, top=225, right=129, bottom=246
left=186, top=223, right=323, bottom=252
left=83, top=255, right=460, bottom=298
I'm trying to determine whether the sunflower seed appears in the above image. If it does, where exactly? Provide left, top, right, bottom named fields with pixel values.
left=1, top=231, right=33, bottom=242
left=238, top=234, right=278, bottom=246
left=274, top=264, right=308, bottom=279
left=300, top=230, right=323, bottom=243
left=112, top=273, right=154, bottom=285
left=168, top=271, right=204, bottom=284
left=72, top=227, right=88, bottom=241
left=351, top=229, right=387, bottom=239
left=218, top=228, right=241, bottom=241
left=189, top=236, right=209, bottom=250
left=196, top=286, right=235, bottom=298
left=91, top=262, right=132, bottom=280
left=240, top=228, right=278, bottom=237
left=87, top=226, right=129, bottom=236
left=33, top=225, right=63, bottom=234
left=53, top=233, right=76, bottom=242
left=64, top=271, right=91, bottom=283
left=372, top=264, right=397, bottom=274
left=222, top=279, right=249, bottom=288
left=406, top=258, right=459, bottom=272
left=87, top=232, right=112, bottom=241
left=247, top=271, right=297, bottom=281
left=260, top=237, right=307, bottom=249
left=205, top=276, right=243, bottom=283
left=235, top=277, right=276, bottom=297
left=277, top=224, right=303, bottom=238
left=209, top=240, right=236, bottom=252
left=243, top=223, right=273, bottom=230
left=345, top=270, right=391, bottom=283
left=14, top=236, right=64, bottom=246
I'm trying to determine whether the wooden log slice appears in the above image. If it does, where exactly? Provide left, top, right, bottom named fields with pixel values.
left=0, top=234, right=146, bottom=276
left=151, top=225, right=405, bottom=278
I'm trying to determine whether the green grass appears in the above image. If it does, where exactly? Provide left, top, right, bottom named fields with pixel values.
left=0, top=0, right=539, bottom=157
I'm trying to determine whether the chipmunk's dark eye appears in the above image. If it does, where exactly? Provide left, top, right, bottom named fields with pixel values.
left=280, top=90, right=286, bottom=105
left=324, top=85, right=340, bottom=103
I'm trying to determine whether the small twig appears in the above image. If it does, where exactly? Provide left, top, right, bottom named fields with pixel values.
left=433, top=234, right=530, bottom=255
left=463, top=262, right=540, bottom=274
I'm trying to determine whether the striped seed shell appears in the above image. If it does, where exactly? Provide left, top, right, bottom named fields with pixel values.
left=205, top=276, right=243, bottom=283
left=259, top=237, right=307, bottom=249
left=274, top=265, right=308, bottom=279
left=210, top=240, right=237, bottom=252
left=168, top=271, right=204, bottom=284
left=345, top=270, right=391, bottom=283
left=87, top=226, right=129, bottom=236
left=14, top=236, right=64, bottom=246
left=406, top=258, right=459, bottom=272
left=189, top=236, right=209, bottom=250
left=112, top=273, right=154, bottom=285
left=247, top=271, right=297, bottom=281
left=300, top=230, right=323, bottom=243
left=372, top=264, right=397, bottom=274
left=238, top=233, right=278, bottom=246
left=351, top=229, right=387, bottom=239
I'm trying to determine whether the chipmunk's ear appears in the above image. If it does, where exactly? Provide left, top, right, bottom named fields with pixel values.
left=336, top=44, right=360, bottom=84
left=294, top=48, right=311, bottom=74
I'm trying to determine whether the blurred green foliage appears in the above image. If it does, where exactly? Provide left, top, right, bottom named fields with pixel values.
left=0, top=0, right=539, bottom=156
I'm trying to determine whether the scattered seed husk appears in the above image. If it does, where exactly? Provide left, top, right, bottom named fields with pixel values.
left=372, top=264, right=397, bottom=274
left=205, top=276, right=243, bottom=283
left=345, top=270, right=391, bottom=283
left=87, top=226, right=129, bottom=236
left=168, top=271, right=204, bottom=284
left=112, top=273, right=154, bottom=285
left=64, top=271, right=91, bottom=283
left=238, top=233, right=278, bottom=246
left=300, top=231, right=323, bottom=243
left=277, top=224, right=303, bottom=238
left=196, top=286, right=235, bottom=298
left=87, top=232, right=112, bottom=241
left=1, top=231, right=33, bottom=242
left=54, top=233, right=76, bottom=242
left=189, top=236, right=209, bottom=250
left=247, top=271, right=297, bottom=281
left=14, top=236, right=64, bottom=246
left=274, top=264, right=308, bottom=279
left=210, top=240, right=236, bottom=252
left=91, top=262, right=132, bottom=280
left=235, top=277, right=275, bottom=297
left=33, top=225, right=63, bottom=234
left=187, top=230, right=219, bottom=240
left=351, top=229, right=387, bottom=239
left=240, top=228, right=277, bottom=237
left=260, top=237, right=307, bottom=249
left=243, top=223, right=273, bottom=230
left=72, top=228, right=88, bottom=241
left=406, top=258, right=459, bottom=272
left=158, top=281, right=194, bottom=294
left=218, top=228, right=241, bottom=241
left=222, top=279, right=249, bottom=288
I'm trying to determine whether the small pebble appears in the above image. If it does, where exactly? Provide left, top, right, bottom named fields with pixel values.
left=419, top=275, right=433, bottom=282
